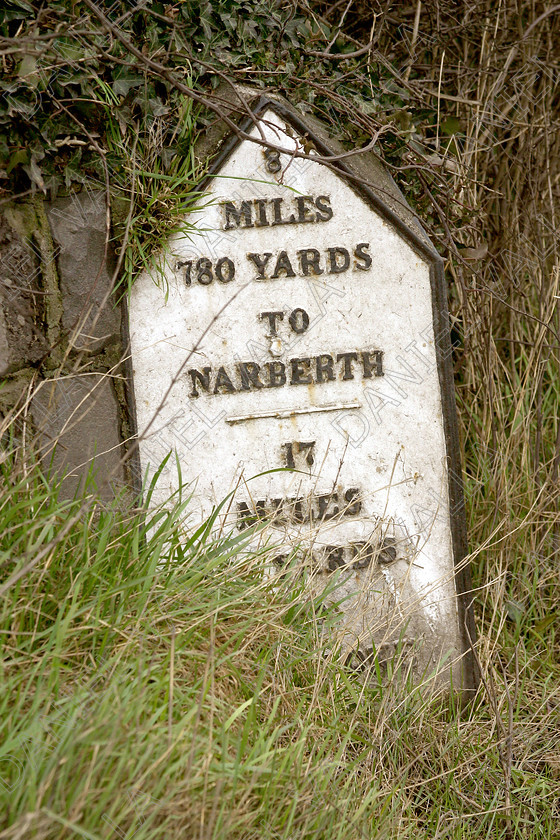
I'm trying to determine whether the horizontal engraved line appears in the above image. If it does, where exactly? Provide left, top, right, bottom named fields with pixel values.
left=226, top=402, right=361, bottom=425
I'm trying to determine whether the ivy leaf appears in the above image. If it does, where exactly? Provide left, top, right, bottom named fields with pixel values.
left=352, top=94, right=378, bottom=116
left=147, top=97, right=169, bottom=117
left=17, top=54, right=40, bottom=88
left=113, top=67, right=144, bottom=96
left=3, top=88, right=41, bottom=119
left=6, top=148, right=28, bottom=174
left=199, top=3, right=213, bottom=42
left=2, top=0, right=34, bottom=22
left=64, top=147, right=85, bottom=187
left=113, top=73, right=143, bottom=97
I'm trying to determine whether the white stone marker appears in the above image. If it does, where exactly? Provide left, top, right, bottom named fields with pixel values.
left=129, top=92, right=476, bottom=691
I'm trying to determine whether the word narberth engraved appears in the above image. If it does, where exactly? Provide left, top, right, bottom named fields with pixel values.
left=188, top=350, right=384, bottom=397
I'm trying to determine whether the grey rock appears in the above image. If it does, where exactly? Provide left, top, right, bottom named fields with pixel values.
left=0, top=214, right=49, bottom=376
left=47, top=190, right=121, bottom=354
left=32, top=374, right=125, bottom=500
left=0, top=307, right=9, bottom=375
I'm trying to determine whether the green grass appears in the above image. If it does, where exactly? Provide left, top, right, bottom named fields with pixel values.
left=0, top=450, right=559, bottom=840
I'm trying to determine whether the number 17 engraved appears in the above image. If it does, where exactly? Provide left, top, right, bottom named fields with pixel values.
left=281, top=441, right=316, bottom=470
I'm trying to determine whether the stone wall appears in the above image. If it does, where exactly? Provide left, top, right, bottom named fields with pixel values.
left=0, top=190, right=132, bottom=500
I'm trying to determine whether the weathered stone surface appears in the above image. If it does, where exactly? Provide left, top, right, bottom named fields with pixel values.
left=0, top=367, right=34, bottom=420
left=0, top=307, right=9, bottom=375
left=0, top=214, right=48, bottom=376
left=46, top=191, right=121, bottom=354
left=31, top=374, right=125, bottom=499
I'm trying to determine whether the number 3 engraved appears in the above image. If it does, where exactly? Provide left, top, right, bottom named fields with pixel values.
left=263, top=148, right=282, bottom=173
